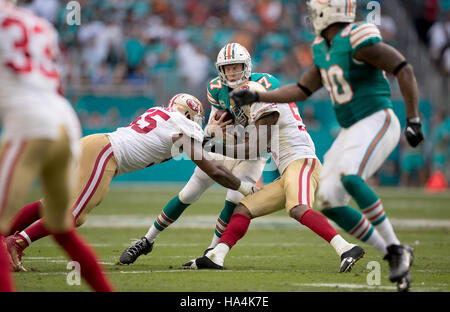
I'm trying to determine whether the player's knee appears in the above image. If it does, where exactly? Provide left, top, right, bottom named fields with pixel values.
left=289, top=205, right=310, bottom=220
left=225, top=189, right=244, bottom=204
left=340, top=174, right=364, bottom=194
left=75, top=213, right=88, bottom=227
left=178, top=174, right=211, bottom=204
left=316, top=179, right=349, bottom=211
left=233, top=203, right=252, bottom=219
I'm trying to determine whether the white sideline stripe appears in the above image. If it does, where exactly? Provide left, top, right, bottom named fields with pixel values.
left=83, top=215, right=450, bottom=229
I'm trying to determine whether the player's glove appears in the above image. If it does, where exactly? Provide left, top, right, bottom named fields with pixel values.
left=238, top=181, right=260, bottom=196
left=405, top=117, right=424, bottom=147
left=230, top=89, right=259, bottom=108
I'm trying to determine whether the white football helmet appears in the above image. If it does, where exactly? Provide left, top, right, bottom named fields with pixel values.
left=307, top=0, right=356, bottom=36
left=216, top=43, right=252, bottom=89
left=168, top=93, right=205, bottom=126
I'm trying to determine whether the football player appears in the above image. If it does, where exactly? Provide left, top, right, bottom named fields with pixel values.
left=230, top=0, right=423, bottom=292
left=5, top=94, right=258, bottom=271
left=119, top=43, right=279, bottom=265
left=0, top=0, right=113, bottom=291
left=184, top=81, right=365, bottom=273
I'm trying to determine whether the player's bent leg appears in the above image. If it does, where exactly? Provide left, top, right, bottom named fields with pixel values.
left=8, top=200, right=42, bottom=236
left=6, top=134, right=116, bottom=270
left=120, top=166, right=215, bottom=265
left=0, top=139, right=52, bottom=272
left=40, top=129, right=114, bottom=292
left=206, top=187, right=245, bottom=252
left=316, top=164, right=388, bottom=256
left=183, top=204, right=253, bottom=270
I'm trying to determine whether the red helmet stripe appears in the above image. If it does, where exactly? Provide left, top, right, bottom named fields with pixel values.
left=168, top=93, right=183, bottom=108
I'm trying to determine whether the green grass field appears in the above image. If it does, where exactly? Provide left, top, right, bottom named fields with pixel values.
left=12, top=185, right=450, bottom=292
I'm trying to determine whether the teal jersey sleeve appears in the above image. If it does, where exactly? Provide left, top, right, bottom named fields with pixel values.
left=206, top=77, right=226, bottom=110
left=250, top=73, right=280, bottom=91
left=349, top=22, right=382, bottom=54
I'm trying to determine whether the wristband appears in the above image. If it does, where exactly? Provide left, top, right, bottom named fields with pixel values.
left=407, top=117, right=420, bottom=123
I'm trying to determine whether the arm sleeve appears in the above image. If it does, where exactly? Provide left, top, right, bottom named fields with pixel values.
left=250, top=102, right=280, bottom=123
left=350, top=22, right=382, bottom=53
left=206, top=88, right=221, bottom=109
left=177, top=117, right=204, bottom=143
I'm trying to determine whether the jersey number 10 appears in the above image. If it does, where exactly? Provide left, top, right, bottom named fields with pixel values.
left=320, top=66, right=354, bottom=106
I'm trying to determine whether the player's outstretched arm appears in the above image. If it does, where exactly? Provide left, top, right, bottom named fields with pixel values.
left=203, top=112, right=280, bottom=160
left=354, top=42, right=424, bottom=147
left=181, top=136, right=256, bottom=195
left=230, top=66, right=322, bottom=107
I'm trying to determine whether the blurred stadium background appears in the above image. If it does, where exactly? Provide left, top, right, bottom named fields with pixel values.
left=7, top=0, right=450, bottom=189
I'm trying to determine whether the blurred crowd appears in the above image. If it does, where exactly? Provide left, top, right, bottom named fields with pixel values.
left=411, top=0, right=450, bottom=76
left=25, top=0, right=403, bottom=90
left=22, top=0, right=448, bottom=188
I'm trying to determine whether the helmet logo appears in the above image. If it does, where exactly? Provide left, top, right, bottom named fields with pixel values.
left=186, top=99, right=200, bottom=113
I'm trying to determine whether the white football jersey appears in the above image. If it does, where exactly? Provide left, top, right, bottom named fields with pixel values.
left=0, top=2, right=62, bottom=100
left=106, top=107, right=204, bottom=176
left=0, top=2, right=80, bottom=155
left=250, top=102, right=317, bottom=174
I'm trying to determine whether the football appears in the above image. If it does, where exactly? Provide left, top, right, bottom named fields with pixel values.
left=214, top=109, right=234, bottom=123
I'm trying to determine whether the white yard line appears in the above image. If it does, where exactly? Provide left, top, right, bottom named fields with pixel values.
left=83, top=215, right=450, bottom=229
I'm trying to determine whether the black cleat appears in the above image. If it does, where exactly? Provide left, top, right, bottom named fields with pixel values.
left=383, top=244, right=414, bottom=282
left=397, top=270, right=412, bottom=292
left=119, top=237, right=153, bottom=265
left=183, top=256, right=223, bottom=270
left=203, top=247, right=213, bottom=256
left=339, top=245, right=365, bottom=273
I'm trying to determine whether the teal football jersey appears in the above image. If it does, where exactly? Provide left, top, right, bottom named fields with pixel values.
left=207, top=73, right=280, bottom=112
left=312, top=22, right=392, bottom=128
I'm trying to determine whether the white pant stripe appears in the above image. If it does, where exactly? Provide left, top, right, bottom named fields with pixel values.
left=72, top=146, right=113, bottom=217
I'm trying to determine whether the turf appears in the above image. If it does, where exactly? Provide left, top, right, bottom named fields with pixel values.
left=11, top=185, right=450, bottom=292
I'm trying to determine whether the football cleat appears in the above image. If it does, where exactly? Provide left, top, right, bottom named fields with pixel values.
left=203, top=247, right=214, bottom=256
left=119, top=237, right=153, bottom=265
left=383, top=244, right=414, bottom=282
left=182, top=255, right=223, bottom=270
left=397, top=270, right=412, bottom=292
left=5, top=233, right=27, bottom=272
left=339, top=245, right=365, bottom=273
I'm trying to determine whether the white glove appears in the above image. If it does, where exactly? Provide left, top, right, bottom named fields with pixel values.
left=238, top=181, right=260, bottom=196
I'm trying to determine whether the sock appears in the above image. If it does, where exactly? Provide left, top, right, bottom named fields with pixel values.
left=209, top=200, right=237, bottom=249
left=298, top=209, right=338, bottom=243
left=52, top=229, right=114, bottom=292
left=18, top=219, right=51, bottom=248
left=322, top=206, right=387, bottom=255
left=330, top=235, right=354, bottom=257
left=152, top=196, right=190, bottom=233
left=207, top=243, right=230, bottom=266
left=341, top=175, right=400, bottom=246
left=8, top=201, right=42, bottom=235
left=146, top=196, right=190, bottom=242
left=219, top=213, right=251, bottom=249
left=0, top=235, right=15, bottom=291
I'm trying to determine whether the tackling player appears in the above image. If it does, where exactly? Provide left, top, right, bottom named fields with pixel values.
left=119, top=43, right=279, bottom=265
left=0, top=0, right=113, bottom=291
left=230, top=0, right=423, bottom=291
left=184, top=81, right=365, bottom=273
left=4, top=94, right=258, bottom=271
